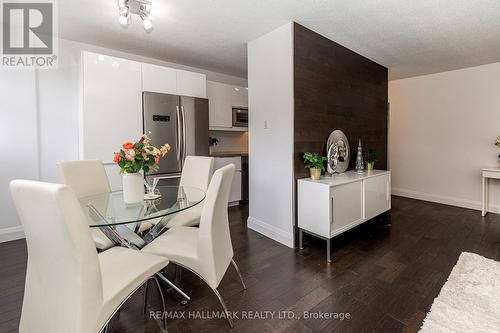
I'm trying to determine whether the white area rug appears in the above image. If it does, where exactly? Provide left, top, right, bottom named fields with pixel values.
left=420, top=252, right=500, bottom=332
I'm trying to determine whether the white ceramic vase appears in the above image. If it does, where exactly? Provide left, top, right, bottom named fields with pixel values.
left=122, top=172, right=144, bottom=204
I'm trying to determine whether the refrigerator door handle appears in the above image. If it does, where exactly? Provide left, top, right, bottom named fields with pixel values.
left=175, top=105, right=182, bottom=163
left=181, top=105, right=187, bottom=162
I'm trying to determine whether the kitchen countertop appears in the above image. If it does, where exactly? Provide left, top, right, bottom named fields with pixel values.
left=210, top=151, right=248, bottom=157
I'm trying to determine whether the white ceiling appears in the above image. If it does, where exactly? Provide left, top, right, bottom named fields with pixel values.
left=59, top=0, right=500, bottom=80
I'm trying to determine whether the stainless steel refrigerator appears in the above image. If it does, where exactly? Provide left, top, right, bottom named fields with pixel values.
left=142, top=92, right=209, bottom=184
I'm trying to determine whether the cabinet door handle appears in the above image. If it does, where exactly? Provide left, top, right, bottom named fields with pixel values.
left=330, top=197, right=334, bottom=225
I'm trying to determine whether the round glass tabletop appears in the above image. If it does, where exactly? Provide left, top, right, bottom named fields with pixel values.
left=79, top=185, right=205, bottom=227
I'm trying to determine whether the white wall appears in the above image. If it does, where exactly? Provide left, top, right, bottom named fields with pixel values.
left=0, top=38, right=247, bottom=242
left=247, top=22, right=295, bottom=248
left=0, top=70, right=38, bottom=242
left=389, top=62, right=500, bottom=214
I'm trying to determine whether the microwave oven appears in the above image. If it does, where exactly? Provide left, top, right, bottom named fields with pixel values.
left=232, top=107, right=248, bottom=127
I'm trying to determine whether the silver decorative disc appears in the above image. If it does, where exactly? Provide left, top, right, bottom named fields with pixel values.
left=326, top=130, right=350, bottom=174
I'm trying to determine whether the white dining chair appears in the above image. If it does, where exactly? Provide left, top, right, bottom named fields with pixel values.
left=168, top=156, right=214, bottom=227
left=10, top=180, right=169, bottom=333
left=58, top=160, right=117, bottom=250
left=145, top=156, right=214, bottom=232
left=141, top=164, right=246, bottom=328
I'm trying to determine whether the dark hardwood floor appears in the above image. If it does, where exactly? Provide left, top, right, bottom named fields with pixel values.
left=1, top=196, right=499, bottom=333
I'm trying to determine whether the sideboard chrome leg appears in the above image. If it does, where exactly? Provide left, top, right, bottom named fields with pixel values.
left=299, top=229, right=304, bottom=250
left=327, top=239, right=332, bottom=263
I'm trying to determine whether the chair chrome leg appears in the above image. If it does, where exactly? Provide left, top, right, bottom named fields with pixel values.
left=151, top=276, right=167, bottom=330
left=231, top=259, right=247, bottom=290
left=143, top=278, right=151, bottom=315
left=212, top=288, right=234, bottom=328
left=101, top=325, right=108, bottom=333
left=156, top=272, right=191, bottom=301
left=174, top=265, right=182, bottom=285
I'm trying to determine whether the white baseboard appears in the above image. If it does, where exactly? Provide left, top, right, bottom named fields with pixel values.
left=392, top=187, right=500, bottom=215
left=0, top=225, right=25, bottom=243
left=247, top=216, right=294, bottom=248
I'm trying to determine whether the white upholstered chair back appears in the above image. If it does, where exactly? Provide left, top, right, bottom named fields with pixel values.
left=58, top=160, right=111, bottom=198
left=179, top=156, right=214, bottom=191
left=197, top=164, right=235, bottom=289
left=10, top=180, right=103, bottom=333
left=58, top=160, right=114, bottom=250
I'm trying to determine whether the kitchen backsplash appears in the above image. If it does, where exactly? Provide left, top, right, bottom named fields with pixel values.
left=209, top=130, right=248, bottom=153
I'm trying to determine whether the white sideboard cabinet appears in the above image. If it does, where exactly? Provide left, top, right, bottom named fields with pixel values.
left=297, top=170, right=391, bottom=262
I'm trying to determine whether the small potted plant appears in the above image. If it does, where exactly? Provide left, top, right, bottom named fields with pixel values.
left=303, top=152, right=326, bottom=180
left=113, top=133, right=170, bottom=204
left=365, top=148, right=378, bottom=171
left=209, top=136, right=219, bottom=155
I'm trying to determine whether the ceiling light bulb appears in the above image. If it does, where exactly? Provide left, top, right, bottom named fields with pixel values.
left=119, top=6, right=129, bottom=16
left=141, top=15, right=153, bottom=32
left=118, top=13, right=130, bottom=26
left=143, top=3, right=152, bottom=14
left=118, top=0, right=128, bottom=9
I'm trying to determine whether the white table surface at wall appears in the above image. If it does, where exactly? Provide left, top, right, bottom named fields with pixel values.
left=299, top=170, right=389, bottom=186
left=481, top=167, right=500, bottom=216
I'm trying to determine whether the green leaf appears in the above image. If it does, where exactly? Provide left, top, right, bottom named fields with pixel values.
left=364, top=148, right=378, bottom=163
left=302, top=152, right=326, bottom=171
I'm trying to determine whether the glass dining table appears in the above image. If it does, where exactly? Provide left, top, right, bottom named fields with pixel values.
left=79, top=185, right=206, bottom=250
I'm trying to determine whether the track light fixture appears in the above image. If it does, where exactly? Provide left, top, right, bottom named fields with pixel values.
left=118, top=0, right=153, bottom=32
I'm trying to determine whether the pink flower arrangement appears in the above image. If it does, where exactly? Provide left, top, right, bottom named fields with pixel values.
left=113, top=133, right=170, bottom=173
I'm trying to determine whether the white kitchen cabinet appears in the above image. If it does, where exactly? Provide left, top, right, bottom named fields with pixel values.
left=214, top=156, right=242, bottom=171
left=298, top=170, right=391, bottom=262
left=230, top=171, right=242, bottom=203
left=81, top=51, right=142, bottom=164
left=142, top=64, right=206, bottom=98
left=142, top=63, right=177, bottom=94
left=207, top=81, right=248, bottom=129
left=177, top=69, right=206, bottom=98
left=213, top=156, right=242, bottom=204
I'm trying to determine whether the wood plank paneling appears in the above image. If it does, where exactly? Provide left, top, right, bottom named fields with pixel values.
left=293, top=23, right=388, bottom=179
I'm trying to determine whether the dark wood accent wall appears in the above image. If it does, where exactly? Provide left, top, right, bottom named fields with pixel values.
left=293, top=23, right=388, bottom=179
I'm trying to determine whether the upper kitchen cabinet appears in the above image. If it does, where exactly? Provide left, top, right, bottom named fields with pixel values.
left=142, top=63, right=177, bottom=94
left=176, top=69, right=207, bottom=98
left=142, top=64, right=207, bottom=98
left=81, top=51, right=142, bottom=162
left=207, top=81, right=248, bottom=130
